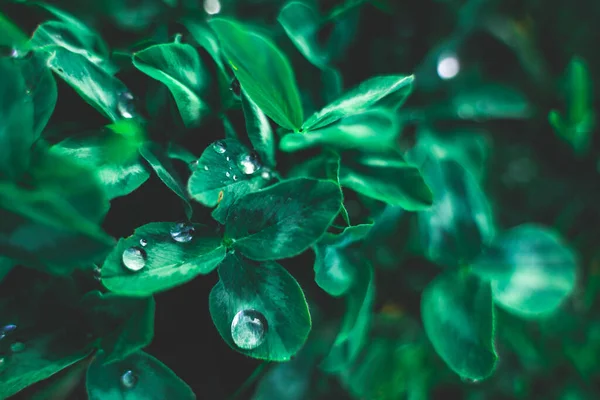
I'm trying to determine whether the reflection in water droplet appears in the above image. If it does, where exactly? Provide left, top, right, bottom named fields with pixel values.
left=118, top=92, right=136, bottom=119
left=213, top=141, right=227, bottom=154
left=121, top=370, right=138, bottom=390
left=231, top=309, right=267, bottom=350
left=170, top=222, right=195, bottom=243
left=140, top=238, right=148, bottom=247
left=122, top=247, right=147, bottom=272
left=437, top=53, right=460, bottom=80
left=237, top=153, right=261, bottom=175
left=10, top=342, right=25, bottom=353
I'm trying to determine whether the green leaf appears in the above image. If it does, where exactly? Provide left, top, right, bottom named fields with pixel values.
left=287, top=150, right=341, bottom=182
left=51, top=130, right=149, bottom=200
left=209, top=18, right=304, bottom=130
left=81, top=291, right=155, bottom=364
left=101, top=222, right=226, bottom=297
left=225, top=178, right=342, bottom=261
left=0, top=12, right=30, bottom=55
left=86, top=351, right=195, bottom=400
left=471, top=224, right=577, bottom=318
left=209, top=252, right=311, bottom=361
left=417, top=158, right=496, bottom=268
left=188, top=139, right=269, bottom=223
left=139, top=142, right=192, bottom=219
left=302, top=75, right=414, bottom=131
left=181, top=18, right=225, bottom=73
left=320, top=254, right=374, bottom=372
left=313, top=224, right=372, bottom=296
left=281, top=108, right=400, bottom=152
left=133, top=43, right=210, bottom=126
left=421, top=272, right=497, bottom=380
left=278, top=1, right=329, bottom=68
left=35, top=46, right=132, bottom=121
left=16, top=53, right=57, bottom=139
left=449, top=84, right=531, bottom=120
left=0, top=150, right=114, bottom=272
left=242, top=90, right=276, bottom=168
left=339, top=152, right=433, bottom=210
left=0, top=58, right=34, bottom=178
left=167, top=143, right=197, bottom=165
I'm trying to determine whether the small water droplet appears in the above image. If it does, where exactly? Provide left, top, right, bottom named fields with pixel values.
left=204, top=165, right=209, bottom=171
left=230, top=78, right=241, bottom=96
left=232, top=175, right=238, bottom=181
left=121, top=370, right=138, bottom=390
left=237, top=153, right=262, bottom=175
left=139, top=238, right=148, bottom=247
left=231, top=309, right=267, bottom=350
left=118, top=92, right=136, bottom=119
left=226, top=171, right=231, bottom=178
left=170, top=222, right=195, bottom=243
left=10, top=342, right=25, bottom=353
left=261, top=170, right=271, bottom=180
left=122, top=247, right=146, bottom=272
left=213, top=141, right=227, bottom=154
left=93, top=265, right=102, bottom=280
left=226, top=156, right=230, bottom=161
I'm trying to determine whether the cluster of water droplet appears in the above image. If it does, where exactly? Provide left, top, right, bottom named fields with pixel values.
left=0, top=324, right=26, bottom=369
left=206, top=140, right=268, bottom=184
left=121, top=223, right=196, bottom=272
left=230, top=309, right=267, bottom=350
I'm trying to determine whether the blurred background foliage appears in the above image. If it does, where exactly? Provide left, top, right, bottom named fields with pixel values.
left=1, top=0, right=600, bottom=398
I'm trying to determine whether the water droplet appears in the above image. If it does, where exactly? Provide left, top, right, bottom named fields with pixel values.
left=232, top=175, right=238, bottom=181
left=170, top=222, right=195, bottom=243
left=139, top=238, right=148, bottom=247
left=120, top=370, right=138, bottom=390
left=122, top=247, right=146, bottom=272
left=231, top=309, right=267, bottom=350
left=118, top=92, right=136, bottom=119
left=213, top=141, right=227, bottom=154
left=204, top=0, right=222, bottom=15
left=225, top=171, right=231, bottom=178
left=237, top=153, right=262, bottom=175
left=437, top=53, right=460, bottom=80
left=93, top=265, right=102, bottom=280
left=261, top=170, right=271, bottom=180
left=226, top=156, right=230, bottom=161
left=10, top=342, right=24, bottom=353
left=204, top=165, right=209, bottom=171
left=230, top=78, right=241, bottom=96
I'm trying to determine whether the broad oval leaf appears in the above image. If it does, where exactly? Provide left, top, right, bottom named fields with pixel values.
left=417, top=158, right=496, bottom=268
left=225, top=178, right=342, bottom=261
left=81, top=291, right=155, bottom=364
left=471, top=224, right=577, bottom=318
left=51, top=130, right=149, bottom=200
left=139, top=142, right=192, bottom=219
left=209, top=253, right=311, bottom=361
left=421, top=272, right=497, bottom=380
left=86, top=351, right=195, bottom=400
left=313, top=224, right=372, bottom=296
left=101, top=222, right=226, bottom=296
left=339, top=152, right=433, bottom=210
left=209, top=18, right=304, bottom=131
left=242, top=90, right=276, bottom=168
left=320, top=254, right=374, bottom=372
left=302, top=75, right=414, bottom=131
left=281, top=108, right=399, bottom=153
left=187, top=139, right=269, bottom=224
left=133, top=43, right=210, bottom=126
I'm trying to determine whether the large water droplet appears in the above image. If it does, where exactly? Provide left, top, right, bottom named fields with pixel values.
left=237, top=153, right=262, bottom=175
left=170, top=222, right=195, bottom=243
left=213, top=141, right=227, bottom=154
left=120, top=370, right=138, bottom=390
left=122, top=247, right=146, bottom=272
left=118, top=92, right=136, bottom=119
left=139, top=238, right=148, bottom=247
left=231, top=309, right=267, bottom=350
left=10, top=342, right=25, bottom=353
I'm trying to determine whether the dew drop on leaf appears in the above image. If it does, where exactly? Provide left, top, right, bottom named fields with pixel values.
left=117, top=92, right=136, bottom=119
left=139, top=238, right=148, bottom=247
left=213, top=140, right=227, bottom=154
left=122, top=247, right=147, bottom=272
left=237, top=153, right=262, bottom=175
left=261, top=170, right=271, bottom=180
left=120, top=370, right=138, bottom=390
left=226, top=172, right=231, bottom=178
left=10, top=342, right=25, bottom=353
left=204, top=165, right=209, bottom=171
left=231, top=309, right=267, bottom=350
left=170, top=222, right=195, bottom=243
